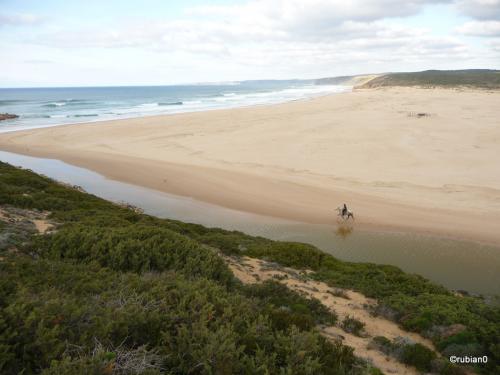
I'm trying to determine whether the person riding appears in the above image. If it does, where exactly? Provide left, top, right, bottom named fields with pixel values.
left=342, top=203, right=348, bottom=217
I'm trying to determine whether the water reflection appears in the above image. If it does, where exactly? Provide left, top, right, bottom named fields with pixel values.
left=335, top=223, right=354, bottom=239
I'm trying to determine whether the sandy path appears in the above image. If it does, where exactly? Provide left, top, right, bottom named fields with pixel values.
left=224, top=255, right=438, bottom=374
left=1, top=87, right=499, bottom=244
left=32, top=219, right=53, bottom=234
left=0, top=207, right=54, bottom=234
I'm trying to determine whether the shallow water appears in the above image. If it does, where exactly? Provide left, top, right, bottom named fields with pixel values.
left=1, top=150, right=499, bottom=296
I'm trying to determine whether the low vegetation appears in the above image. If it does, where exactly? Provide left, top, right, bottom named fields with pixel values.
left=3, top=255, right=371, bottom=374
left=0, top=161, right=498, bottom=374
left=242, top=280, right=337, bottom=331
left=360, top=69, right=500, bottom=89
left=368, top=336, right=465, bottom=374
left=341, top=316, right=365, bottom=337
left=0, top=162, right=374, bottom=374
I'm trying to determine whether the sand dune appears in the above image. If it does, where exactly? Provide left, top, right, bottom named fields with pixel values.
left=1, top=87, right=499, bottom=244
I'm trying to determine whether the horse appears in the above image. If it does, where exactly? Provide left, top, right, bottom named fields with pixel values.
left=336, top=205, right=355, bottom=221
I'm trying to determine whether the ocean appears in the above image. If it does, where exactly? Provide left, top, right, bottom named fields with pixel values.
left=0, top=80, right=349, bottom=133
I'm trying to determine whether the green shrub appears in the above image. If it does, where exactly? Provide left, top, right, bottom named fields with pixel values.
left=400, top=343, right=436, bottom=372
left=0, top=257, right=365, bottom=375
left=362, top=69, right=500, bottom=89
left=370, top=337, right=439, bottom=373
left=31, top=224, right=233, bottom=284
left=368, top=367, right=385, bottom=375
left=341, top=316, right=365, bottom=336
left=370, top=336, right=395, bottom=354
left=243, top=281, right=337, bottom=330
left=246, top=241, right=331, bottom=270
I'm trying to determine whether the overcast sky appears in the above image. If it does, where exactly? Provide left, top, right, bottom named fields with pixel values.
left=1, top=0, right=500, bottom=87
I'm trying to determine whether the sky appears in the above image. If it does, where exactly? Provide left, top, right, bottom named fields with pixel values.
left=1, top=0, right=500, bottom=87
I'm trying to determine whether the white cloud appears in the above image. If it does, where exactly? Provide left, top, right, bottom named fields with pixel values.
left=0, top=13, right=44, bottom=27
left=30, top=15, right=470, bottom=71
left=457, top=20, right=500, bottom=35
left=190, top=0, right=451, bottom=24
left=22, top=0, right=477, bottom=80
left=23, top=59, right=54, bottom=64
left=490, top=38, right=500, bottom=50
left=455, top=0, right=500, bottom=20
left=3, top=0, right=499, bottom=85
left=187, top=0, right=452, bottom=42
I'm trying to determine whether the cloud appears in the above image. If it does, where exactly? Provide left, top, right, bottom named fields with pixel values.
left=23, top=59, right=54, bottom=64
left=12, top=0, right=495, bottom=82
left=455, top=0, right=500, bottom=20
left=490, top=38, right=500, bottom=50
left=31, top=16, right=468, bottom=67
left=29, top=0, right=449, bottom=50
left=187, top=0, right=451, bottom=42
left=457, top=20, right=500, bottom=36
left=28, top=21, right=233, bottom=58
left=0, top=13, right=44, bottom=27
left=190, top=0, right=451, bottom=24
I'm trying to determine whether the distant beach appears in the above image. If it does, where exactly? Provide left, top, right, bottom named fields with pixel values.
left=1, top=86, right=500, bottom=245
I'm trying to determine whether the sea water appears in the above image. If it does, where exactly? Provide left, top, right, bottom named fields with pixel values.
left=0, top=81, right=348, bottom=132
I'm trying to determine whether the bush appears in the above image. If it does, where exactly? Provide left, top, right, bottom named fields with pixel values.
left=400, top=343, right=436, bottom=372
left=341, top=316, right=365, bottom=336
left=243, top=281, right=337, bottom=330
left=370, top=336, right=395, bottom=354
left=31, top=224, right=233, bottom=284
left=0, top=257, right=365, bottom=375
left=370, top=337, right=439, bottom=373
left=246, top=241, right=331, bottom=270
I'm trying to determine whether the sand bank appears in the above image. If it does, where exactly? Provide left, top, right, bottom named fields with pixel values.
left=1, top=87, right=499, bottom=244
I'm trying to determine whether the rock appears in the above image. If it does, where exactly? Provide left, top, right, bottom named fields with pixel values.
left=0, top=113, right=19, bottom=121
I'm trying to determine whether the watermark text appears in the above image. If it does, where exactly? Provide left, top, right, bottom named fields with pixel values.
left=450, top=355, right=488, bottom=364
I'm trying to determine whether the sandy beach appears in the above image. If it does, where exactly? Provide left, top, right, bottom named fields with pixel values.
left=1, top=87, right=500, bottom=245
